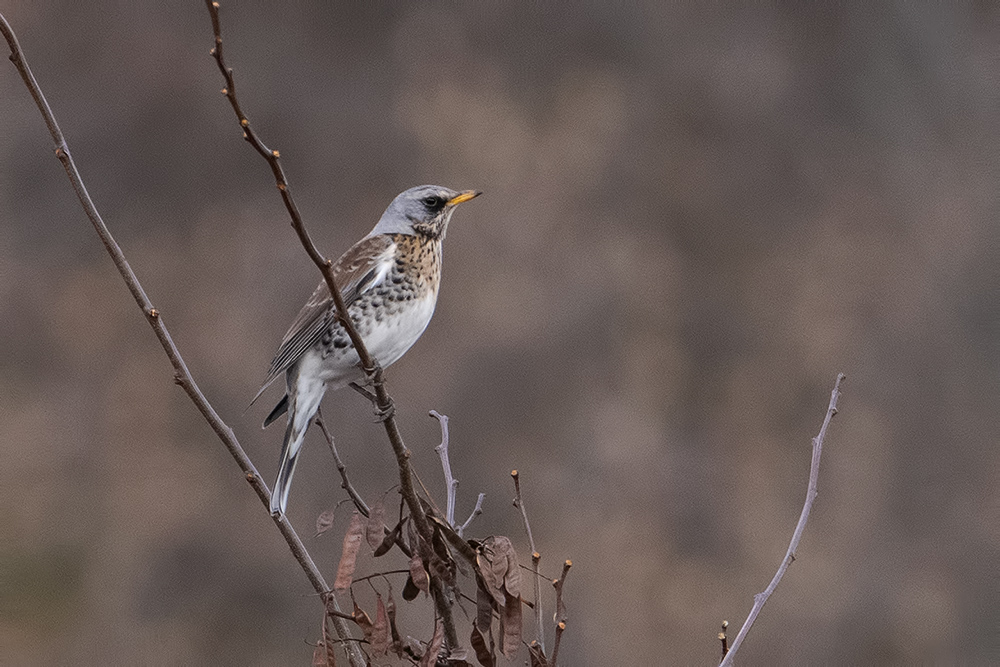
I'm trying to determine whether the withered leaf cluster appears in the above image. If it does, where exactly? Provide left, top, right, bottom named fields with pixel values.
left=320, top=499, right=536, bottom=665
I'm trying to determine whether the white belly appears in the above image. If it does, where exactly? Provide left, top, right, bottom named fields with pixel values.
left=361, top=294, right=438, bottom=367
left=298, top=292, right=438, bottom=390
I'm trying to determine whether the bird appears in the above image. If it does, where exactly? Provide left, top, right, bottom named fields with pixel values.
left=253, top=185, right=481, bottom=517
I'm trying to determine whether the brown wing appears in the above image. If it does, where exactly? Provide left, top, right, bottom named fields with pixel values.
left=251, top=234, right=397, bottom=403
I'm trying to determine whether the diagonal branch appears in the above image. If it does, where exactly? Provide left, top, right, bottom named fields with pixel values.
left=512, top=470, right=545, bottom=654
left=0, top=10, right=364, bottom=667
left=203, top=0, right=457, bottom=652
left=315, top=412, right=370, bottom=517
left=551, top=559, right=572, bottom=667
left=458, top=492, right=486, bottom=538
left=430, top=410, right=458, bottom=526
left=719, top=373, right=845, bottom=667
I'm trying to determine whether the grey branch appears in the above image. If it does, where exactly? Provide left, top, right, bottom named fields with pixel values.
left=512, top=470, right=545, bottom=654
left=316, top=412, right=370, bottom=516
left=551, top=559, right=572, bottom=667
left=458, top=492, right=485, bottom=538
left=0, top=9, right=364, bottom=667
left=430, top=410, right=458, bottom=526
left=719, top=373, right=845, bottom=667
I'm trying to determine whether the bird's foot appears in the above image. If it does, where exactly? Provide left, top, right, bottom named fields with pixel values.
left=349, top=381, right=395, bottom=421
left=373, top=398, right=395, bottom=422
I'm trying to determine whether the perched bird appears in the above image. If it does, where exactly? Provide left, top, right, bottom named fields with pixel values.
left=254, top=185, right=481, bottom=517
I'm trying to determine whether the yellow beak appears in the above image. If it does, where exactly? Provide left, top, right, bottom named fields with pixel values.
left=446, top=190, right=482, bottom=206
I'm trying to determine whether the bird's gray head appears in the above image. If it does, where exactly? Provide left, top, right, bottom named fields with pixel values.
left=369, top=185, right=481, bottom=240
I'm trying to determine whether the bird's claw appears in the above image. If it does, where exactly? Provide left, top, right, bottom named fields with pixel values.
left=374, top=399, right=395, bottom=422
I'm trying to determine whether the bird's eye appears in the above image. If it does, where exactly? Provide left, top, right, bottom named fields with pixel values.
left=422, top=196, right=442, bottom=209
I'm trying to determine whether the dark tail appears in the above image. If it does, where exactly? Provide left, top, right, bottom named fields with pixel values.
left=263, top=394, right=289, bottom=428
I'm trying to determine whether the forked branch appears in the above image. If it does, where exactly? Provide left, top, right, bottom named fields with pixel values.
left=0, top=10, right=364, bottom=667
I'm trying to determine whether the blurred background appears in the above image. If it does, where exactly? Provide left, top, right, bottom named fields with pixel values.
left=2, top=3, right=998, bottom=664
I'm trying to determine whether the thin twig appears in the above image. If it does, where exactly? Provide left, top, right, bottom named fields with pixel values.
left=719, top=373, right=845, bottom=667
left=203, top=0, right=457, bottom=652
left=551, top=559, right=572, bottom=667
left=428, top=411, right=485, bottom=537
left=430, top=410, right=458, bottom=526
left=718, top=620, right=729, bottom=658
left=458, top=493, right=485, bottom=538
left=316, top=412, right=370, bottom=516
left=512, top=470, right=545, bottom=654
left=316, top=413, right=415, bottom=559
left=0, top=10, right=363, bottom=667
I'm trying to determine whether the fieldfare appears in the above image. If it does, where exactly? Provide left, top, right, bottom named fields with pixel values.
left=253, top=185, right=480, bottom=517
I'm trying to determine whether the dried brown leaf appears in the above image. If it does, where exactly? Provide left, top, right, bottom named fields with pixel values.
left=371, top=593, right=389, bottom=657
left=477, top=536, right=517, bottom=606
left=366, top=498, right=385, bottom=550
left=501, top=590, right=522, bottom=659
left=352, top=600, right=374, bottom=645
left=313, top=613, right=338, bottom=667
left=502, top=545, right=520, bottom=599
left=387, top=585, right=403, bottom=657
left=333, top=511, right=365, bottom=592
left=475, top=584, right=494, bottom=634
left=374, top=518, right=403, bottom=558
left=409, top=551, right=430, bottom=596
left=470, top=624, right=495, bottom=667
left=315, top=508, right=337, bottom=537
left=419, top=617, right=445, bottom=667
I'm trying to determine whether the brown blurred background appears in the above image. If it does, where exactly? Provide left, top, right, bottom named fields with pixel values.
left=2, top=3, right=998, bottom=665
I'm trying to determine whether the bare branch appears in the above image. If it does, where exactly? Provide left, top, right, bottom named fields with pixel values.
left=458, top=493, right=486, bottom=538
left=316, top=412, right=370, bottom=517
left=0, top=9, right=364, bottom=666
left=551, top=559, right=572, bottom=667
left=719, top=373, right=845, bottom=667
left=202, top=0, right=457, bottom=651
left=512, top=470, right=545, bottom=654
left=430, top=410, right=458, bottom=526
left=718, top=620, right=729, bottom=658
